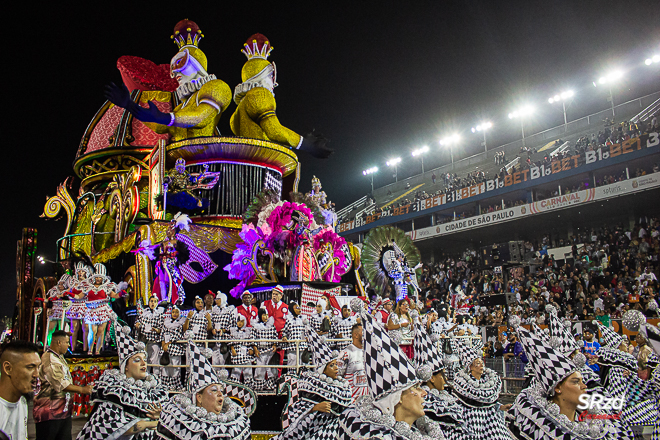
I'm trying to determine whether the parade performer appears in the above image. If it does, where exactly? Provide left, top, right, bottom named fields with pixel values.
left=289, top=211, right=321, bottom=282
left=338, top=300, right=443, bottom=439
left=622, top=309, right=660, bottom=440
left=105, top=20, right=232, bottom=142
left=136, top=295, right=165, bottom=375
left=332, top=305, right=359, bottom=351
left=388, top=298, right=414, bottom=359
left=276, top=326, right=351, bottom=440
left=412, top=324, right=468, bottom=440
left=508, top=323, right=635, bottom=440
left=262, top=285, right=289, bottom=336
left=544, top=306, right=603, bottom=392
left=156, top=341, right=251, bottom=440
left=85, top=264, right=124, bottom=356
left=336, top=322, right=369, bottom=403
left=310, top=297, right=332, bottom=336
left=230, top=34, right=332, bottom=158
left=151, top=214, right=191, bottom=305
left=251, top=308, right=278, bottom=391
left=77, top=320, right=169, bottom=440
left=449, top=333, right=511, bottom=440
left=591, top=318, right=657, bottom=427
left=228, top=314, right=256, bottom=385
left=46, top=274, right=72, bottom=336
left=159, top=306, right=186, bottom=391
left=67, top=262, right=93, bottom=351
left=183, top=296, right=213, bottom=348
left=236, top=291, right=258, bottom=327
left=211, top=291, right=235, bottom=369
left=387, top=241, right=421, bottom=301
left=281, top=302, right=307, bottom=374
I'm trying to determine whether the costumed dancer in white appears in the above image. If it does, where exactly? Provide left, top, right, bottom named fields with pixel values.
left=336, top=321, right=368, bottom=403
left=77, top=318, right=168, bottom=440
left=281, top=301, right=307, bottom=374
left=136, top=295, right=165, bottom=375
left=508, top=318, right=636, bottom=440
left=448, top=331, right=511, bottom=440
left=413, top=323, right=469, bottom=440
left=275, top=325, right=352, bottom=440
left=388, top=298, right=414, bottom=359
left=251, top=308, right=278, bottom=391
left=159, top=306, right=186, bottom=391
left=229, top=313, right=255, bottom=385
left=183, top=296, right=213, bottom=348
left=339, top=299, right=444, bottom=440
left=156, top=341, right=251, bottom=440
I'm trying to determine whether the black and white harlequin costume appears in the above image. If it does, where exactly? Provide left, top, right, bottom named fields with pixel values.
left=508, top=324, right=635, bottom=440
left=413, top=324, right=469, bottom=440
left=591, top=318, right=657, bottom=427
left=77, top=321, right=169, bottom=440
left=332, top=313, right=358, bottom=351
left=229, top=314, right=254, bottom=384
left=137, top=299, right=165, bottom=375
left=186, top=308, right=212, bottom=348
left=251, top=315, right=278, bottom=392
left=160, top=311, right=186, bottom=391
left=338, top=300, right=444, bottom=440
left=621, top=310, right=660, bottom=436
left=310, top=298, right=333, bottom=335
left=448, top=336, right=509, bottom=440
left=211, top=292, right=234, bottom=367
left=275, top=326, right=352, bottom=440
left=282, top=305, right=307, bottom=372
left=544, top=308, right=605, bottom=393
left=156, top=341, right=251, bottom=440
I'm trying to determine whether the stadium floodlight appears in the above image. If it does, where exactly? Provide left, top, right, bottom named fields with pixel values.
left=548, top=90, right=574, bottom=128
left=508, top=106, right=534, bottom=147
left=411, top=146, right=429, bottom=173
left=439, top=134, right=461, bottom=164
left=594, top=70, right=623, bottom=117
left=386, top=157, right=402, bottom=181
left=471, top=122, right=493, bottom=153
left=645, top=55, right=660, bottom=65
left=362, top=167, right=378, bottom=192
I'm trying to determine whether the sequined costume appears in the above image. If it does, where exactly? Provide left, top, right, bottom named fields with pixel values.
left=251, top=317, right=278, bottom=391
left=153, top=241, right=185, bottom=304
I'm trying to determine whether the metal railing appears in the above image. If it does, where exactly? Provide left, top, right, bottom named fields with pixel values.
left=484, top=357, right=527, bottom=397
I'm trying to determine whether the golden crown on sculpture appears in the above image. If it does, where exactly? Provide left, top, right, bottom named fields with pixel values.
left=171, top=19, right=204, bottom=50
left=241, top=33, right=274, bottom=61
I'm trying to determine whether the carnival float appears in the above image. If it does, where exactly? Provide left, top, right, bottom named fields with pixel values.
left=13, top=19, right=422, bottom=435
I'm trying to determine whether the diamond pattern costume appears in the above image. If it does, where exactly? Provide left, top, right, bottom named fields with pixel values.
left=508, top=327, right=635, bottom=440
left=251, top=316, right=278, bottom=391
left=77, top=323, right=168, bottom=440
left=449, top=336, right=509, bottom=440
left=338, top=301, right=443, bottom=440
left=159, top=314, right=186, bottom=391
left=332, top=315, right=357, bottom=351
left=156, top=341, right=251, bottom=440
left=275, top=327, right=352, bottom=440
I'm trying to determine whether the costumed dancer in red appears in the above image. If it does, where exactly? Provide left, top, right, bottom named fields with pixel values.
left=262, top=285, right=289, bottom=370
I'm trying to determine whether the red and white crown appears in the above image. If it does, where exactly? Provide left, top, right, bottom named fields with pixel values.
left=241, top=33, right=273, bottom=60
left=171, top=19, right=204, bottom=50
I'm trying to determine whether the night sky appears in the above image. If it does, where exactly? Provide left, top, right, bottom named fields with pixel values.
left=2, top=1, right=658, bottom=315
